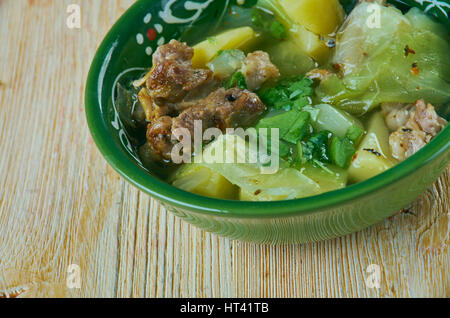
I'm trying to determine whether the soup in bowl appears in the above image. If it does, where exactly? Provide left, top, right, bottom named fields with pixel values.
left=85, top=0, right=450, bottom=243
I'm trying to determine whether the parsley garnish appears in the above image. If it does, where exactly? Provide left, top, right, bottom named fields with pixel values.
left=224, top=72, right=248, bottom=90
left=259, top=77, right=314, bottom=111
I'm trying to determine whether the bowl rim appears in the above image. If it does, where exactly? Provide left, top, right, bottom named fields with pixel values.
left=85, top=0, right=450, bottom=218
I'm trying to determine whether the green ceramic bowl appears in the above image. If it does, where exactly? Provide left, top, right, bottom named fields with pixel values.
left=85, top=0, right=450, bottom=243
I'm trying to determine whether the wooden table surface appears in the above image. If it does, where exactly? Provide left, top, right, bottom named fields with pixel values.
left=0, top=0, right=449, bottom=298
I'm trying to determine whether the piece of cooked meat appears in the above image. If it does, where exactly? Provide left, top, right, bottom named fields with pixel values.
left=171, top=105, right=216, bottom=137
left=388, top=99, right=447, bottom=161
left=389, top=129, right=430, bottom=161
left=381, top=102, right=414, bottom=132
left=412, top=99, right=447, bottom=136
left=135, top=41, right=270, bottom=162
left=146, top=116, right=174, bottom=161
left=147, top=40, right=213, bottom=103
left=147, top=87, right=265, bottom=161
left=138, top=88, right=168, bottom=122
left=240, top=51, right=279, bottom=91
left=135, top=40, right=215, bottom=122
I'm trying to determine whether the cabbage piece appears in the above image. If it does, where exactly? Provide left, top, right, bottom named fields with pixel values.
left=238, top=162, right=347, bottom=201
left=206, top=49, right=246, bottom=80
left=316, top=3, right=450, bottom=115
left=198, top=134, right=347, bottom=201
left=310, top=104, right=364, bottom=139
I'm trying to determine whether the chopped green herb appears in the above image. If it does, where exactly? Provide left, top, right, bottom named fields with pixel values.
left=256, top=110, right=300, bottom=137
left=294, top=142, right=305, bottom=168
left=256, top=110, right=311, bottom=144
left=292, top=97, right=311, bottom=111
left=283, top=112, right=310, bottom=144
left=287, top=78, right=314, bottom=96
left=345, top=125, right=364, bottom=144
left=224, top=72, right=247, bottom=89
left=289, top=89, right=303, bottom=100
left=278, top=140, right=291, bottom=157
left=303, top=130, right=333, bottom=164
left=259, top=76, right=314, bottom=111
left=261, top=89, right=288, bottom=107
left=255, top=109, right=314, bottom=166
left=328, top=125, right=362, bottom=169
left=330, top=136, right=355, bottom=168
left=275, top=99, right=293, bottom=111
left=269, top=20, right=287, bottom=40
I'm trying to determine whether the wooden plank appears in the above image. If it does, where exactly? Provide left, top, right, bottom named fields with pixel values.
left=0, top=0, right=448, bottom=298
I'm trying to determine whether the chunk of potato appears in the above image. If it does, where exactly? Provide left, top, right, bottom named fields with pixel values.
left=348, top=112, right=397, bottom=183
left=258, top=0, right=336, bottom=62
left=289, top=24, right=331, bottom=63
left=278, top=0, right=345, bottom=36
left=192, top=27, right=258, bottom=68
left=171, top=164, right=239, bottom=200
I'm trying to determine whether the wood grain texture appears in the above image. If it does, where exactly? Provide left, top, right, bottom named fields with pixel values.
left=0, top=0, right=448, bottom=298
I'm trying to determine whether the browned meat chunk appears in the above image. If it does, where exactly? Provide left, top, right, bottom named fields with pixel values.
left=148, top=88, right=265, bottom=161
left=173, top=87, right=264, bottom=132
left=172, top=105, right=216, bottom=137
left=138, top=88, right=169, bottom=122
left=136, top=40, right=268, bottom=162
left=387, top=100, right=447, bottom=161
left=146, top=116, right=174, bottom=161
left=412, top=99, right=447, bottom=136
left=135, top=40, right=215, bottom=122
left=240, top=51, right=279, bottom=90
left=147, top=39, right=213, bottom=103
